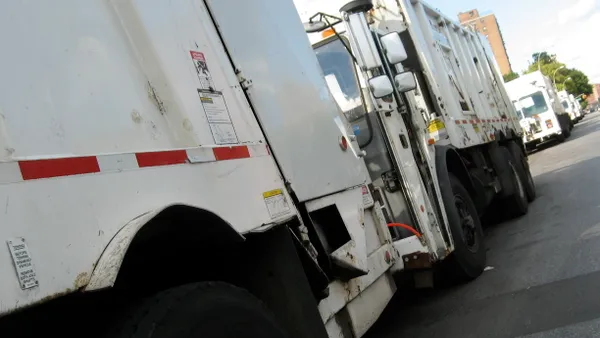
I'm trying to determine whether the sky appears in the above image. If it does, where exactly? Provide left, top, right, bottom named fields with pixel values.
left=435, top=0, right=600, bottom=82
left=294, top=0, right=600, bottom=83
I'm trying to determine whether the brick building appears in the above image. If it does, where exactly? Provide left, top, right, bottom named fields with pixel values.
left=586, top=84, right=600, bottom=105
left=458, top=9, right=512, bottom=75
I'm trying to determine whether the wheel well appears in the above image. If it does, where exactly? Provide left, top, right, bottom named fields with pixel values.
left=113, top=205, right=245, bottom=293
left=112, top=209, right=327, bottom=338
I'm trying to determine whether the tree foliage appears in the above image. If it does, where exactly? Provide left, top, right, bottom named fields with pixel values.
left=503, top=72, right=519, bottom=82
left=523, top=52, right=592, bottom=97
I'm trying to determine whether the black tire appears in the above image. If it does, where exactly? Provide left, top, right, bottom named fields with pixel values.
left=500, top=146, right=528, bottom=218
left=113, top=282, right=289, bottom=338
left=563, top=126, right=571, bottom=138
left=556, top=133, right=566, bottom=143
left=441, top=174, right=486, bottom=282
left=506, top=141, right=536, bottom=202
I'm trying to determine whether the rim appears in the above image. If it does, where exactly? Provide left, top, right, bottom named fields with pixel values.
left=454, top=194, right=479, bottom=253
left=510, top=162, right=526, bottom=201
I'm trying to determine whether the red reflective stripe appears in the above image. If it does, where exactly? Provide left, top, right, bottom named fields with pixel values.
left=19, top=157, right=100, bottom=180
left=462, top=120, right=468, bottom=124
left=213, top=146, right=250, bottom=161
left=136, top=150, right=188, bottom=168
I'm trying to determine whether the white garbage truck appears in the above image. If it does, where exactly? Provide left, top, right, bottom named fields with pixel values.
left=558, top=90, right=583, bottom=123
left=505, top=71, right=572, bottom=150
left=298, top=0, right=535, bottom=230
left=0, top=0, right=534, bottom=337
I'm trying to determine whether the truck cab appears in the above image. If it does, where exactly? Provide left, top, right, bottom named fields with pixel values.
left=506, top=71, right=571, bottom=150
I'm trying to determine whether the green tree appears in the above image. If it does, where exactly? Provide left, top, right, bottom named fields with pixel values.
left=503, top=72, right=519, bottom=82
left=563, top=68, right=593, bottom=95
left=522, top=51, right=592, bottom=98
left=526, top=52, right=557, bottom=73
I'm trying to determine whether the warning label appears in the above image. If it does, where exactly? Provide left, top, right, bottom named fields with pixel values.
left=190, top=50, right=238, bottom=145
left=198, top=90, right=238, bottom=144
left=362, top=185, right=374, bottom=207
left=263, top=189, right=291, bottom=219
left=190, top=51, right=216, bottom=91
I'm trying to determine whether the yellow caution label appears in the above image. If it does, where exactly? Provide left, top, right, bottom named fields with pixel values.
left=199, top=97, right=214, bottom=103
left=263, top=189, right=283, bottom=199
left=473, top=125, right=480, bottom=133
left=427, top=119, right=445, bottom=133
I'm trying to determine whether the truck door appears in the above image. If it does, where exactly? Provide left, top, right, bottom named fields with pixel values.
left=204, top=0, right=368, bottom=203
left=313, top=36, right=420, bottom=241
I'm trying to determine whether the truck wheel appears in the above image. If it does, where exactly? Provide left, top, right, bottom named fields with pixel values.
left=442, top=174, right=486, bottom=282
left=563, top=125, right=572, bottom=138
left=501, top=147, right=528, bottom=217
left=507, top=142, right=536, bottom=202
left=113, top=282, right=289, bottom=338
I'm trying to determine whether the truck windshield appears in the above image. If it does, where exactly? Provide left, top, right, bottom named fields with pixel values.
left=314, top=38, right=365, bottom=122
left=518, top=91, right=548, bottom=118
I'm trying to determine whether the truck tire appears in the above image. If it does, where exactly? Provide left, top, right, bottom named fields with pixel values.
left=442, top=174, right=486, bottom=282
left=506, top=141, right=536, bottom=202
left=563, top=125, right=572, bottom=138
left=500, top=147, right=528, bottom=217
left=113, top=282, right=289, bottom=338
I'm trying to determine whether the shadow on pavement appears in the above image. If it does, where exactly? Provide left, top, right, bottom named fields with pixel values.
left=365, top=154, right=600, bottom=338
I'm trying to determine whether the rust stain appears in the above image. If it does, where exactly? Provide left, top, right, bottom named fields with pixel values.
left=73, top=272, right=90, bottom=289
left=346, top=251, right=356, bottom=264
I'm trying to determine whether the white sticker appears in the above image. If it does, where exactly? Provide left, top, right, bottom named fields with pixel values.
left=263, top=189, right=291, bottom=219
left=362, top=185, right=374, bottom=207
left=190, top=51, right=216, bottom=91
left=199, top=92, right=233, bottom=124
left=7, top=238, right=38, bottom=289
left=209, top=123, right=238, bottom=145
left=198, top=90, right=239, bottom=145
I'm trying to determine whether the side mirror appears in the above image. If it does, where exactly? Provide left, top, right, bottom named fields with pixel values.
left=380, top=32, right=408, bottom=64
left=368, top=75, right=393, bottom=98
left=303, top=21, right=328, bottom=33
left=394, top=72, right=416, bottom=93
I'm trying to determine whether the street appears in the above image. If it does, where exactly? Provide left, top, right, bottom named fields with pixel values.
left=368, top=111, right=600, bottom=338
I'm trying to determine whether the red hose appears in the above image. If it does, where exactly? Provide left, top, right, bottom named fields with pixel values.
left=388, top=223, right=422, bottom=237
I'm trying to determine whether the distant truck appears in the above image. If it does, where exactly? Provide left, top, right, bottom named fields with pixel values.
left=558, top=90, right=583, bottom=123
left=505, top=71, right=572, bottom=151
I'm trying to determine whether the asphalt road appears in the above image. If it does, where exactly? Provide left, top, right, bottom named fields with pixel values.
left=367, top=111, right=600, bottom=338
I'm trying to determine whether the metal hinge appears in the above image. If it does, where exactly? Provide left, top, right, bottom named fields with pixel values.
left=235, top=70, right=253, bottom=90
